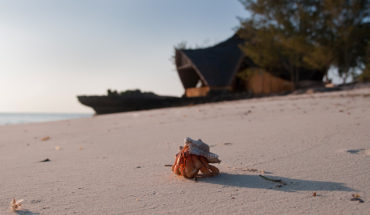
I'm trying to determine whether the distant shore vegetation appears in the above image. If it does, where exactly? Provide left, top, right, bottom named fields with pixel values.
left=107, top=89, right=157, bottom=97
left=238, top=0, right=369, bottom=85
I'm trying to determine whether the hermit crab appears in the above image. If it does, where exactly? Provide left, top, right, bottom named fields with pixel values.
left=172, top=137, right=221, bottom=178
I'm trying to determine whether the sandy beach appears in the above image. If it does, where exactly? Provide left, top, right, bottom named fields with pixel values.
left=1, top=87, right=370, bottom=215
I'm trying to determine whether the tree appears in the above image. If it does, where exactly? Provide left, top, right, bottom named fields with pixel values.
left=238, top=0, right=370, bottom=85
left=357, top=41, right=370, bottom=82
left=323, top=0, right=370, bottom=83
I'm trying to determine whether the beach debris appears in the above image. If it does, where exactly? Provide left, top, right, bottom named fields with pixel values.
left=172, top=137, right=221, bottom=179
left=10, top=198, right=23, bottom=211
left=259, top=175, right=287, bottom=185
left=245, top=168, right=263, bottom=173
left=232, top=167, right=265, bottom=174
left=41, top=136, right=50, bottom=141
left=40, top=158, right=51, bottom=162
left=164, top=164, right=172, bottom=167
left=312, top=192, right=317, bottom=197
left=243, top=110, right=252, bottom=115
left=55, top=146, right=61, bottom=151
left=30, top=200, right=41, bottom=204
left=346, top=149, right=365, bottom=154
left=351, top=194, right=364, bottom=203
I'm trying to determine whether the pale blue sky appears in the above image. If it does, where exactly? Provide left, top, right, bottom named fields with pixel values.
left=0, top=0, right=246, bottom=113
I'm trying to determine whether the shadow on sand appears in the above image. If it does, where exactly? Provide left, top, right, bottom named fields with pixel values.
left=199, top=173, right=355, bottom=192
left=14, top=210, right=40, bottom=215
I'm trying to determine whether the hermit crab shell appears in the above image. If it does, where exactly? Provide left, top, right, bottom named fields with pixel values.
left=185, top=137, right=221, bottom=163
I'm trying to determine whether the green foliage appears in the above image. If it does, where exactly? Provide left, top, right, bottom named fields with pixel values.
left=358, top=69, right=370, bottom=82
left=357, top=42, right=370, bottom=82
left=238, top=0, right=370, bottom=84
left=107, top=89, right=157, bottom=97
left=237, top=67, right=259, bottom=81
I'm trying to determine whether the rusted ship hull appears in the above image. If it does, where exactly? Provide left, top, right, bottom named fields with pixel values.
left=77, top=95, right=183, bottom=114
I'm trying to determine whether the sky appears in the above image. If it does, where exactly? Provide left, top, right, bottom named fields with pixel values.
left=0, top=0, right=247, bottom=113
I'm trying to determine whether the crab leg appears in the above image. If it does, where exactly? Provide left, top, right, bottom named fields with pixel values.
left=172, top=154, right=179, bottom=172
left=189, top=155, right=204, bottom=178
left=172, top=146, right=187, bottom=175
left=183, top=155, right=198, bottom=178
left=191, top=155, right=203, bottom=169
left=208, top=164, right=220, bottom=175
left=172, top=155, right=182, bottom=175
left=199, top=156, right=219, bottom=176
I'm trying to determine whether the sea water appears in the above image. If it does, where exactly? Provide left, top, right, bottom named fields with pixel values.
left=0, top=113, right=92, bottom=125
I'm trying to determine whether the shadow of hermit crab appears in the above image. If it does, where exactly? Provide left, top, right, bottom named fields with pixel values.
left=172, top=137, right=221, bottom=179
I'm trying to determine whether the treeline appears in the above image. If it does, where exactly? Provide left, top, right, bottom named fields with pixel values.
left=107, top=89, right=156, bottom=97
left=238, top=0, right=370, bottom=84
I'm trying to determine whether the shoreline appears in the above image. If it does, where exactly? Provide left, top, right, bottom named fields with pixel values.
left=0, top=112, right=93, bottom=126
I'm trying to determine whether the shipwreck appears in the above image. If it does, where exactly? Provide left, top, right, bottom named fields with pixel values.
left=78, top=33, right=325, bottom=114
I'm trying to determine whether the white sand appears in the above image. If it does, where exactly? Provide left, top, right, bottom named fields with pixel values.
left=1, top=88, right=370, bottom=214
